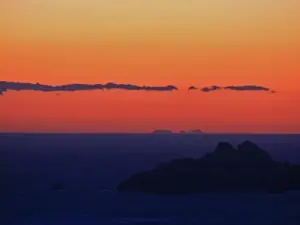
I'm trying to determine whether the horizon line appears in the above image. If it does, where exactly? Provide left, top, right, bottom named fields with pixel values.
left=0, top=132, right=299, bottom=135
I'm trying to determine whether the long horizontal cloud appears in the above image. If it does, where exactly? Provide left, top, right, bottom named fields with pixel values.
left=201, top=85, right=222, bottom=92
left=0, top=82, right=275, bottom=95
left=224, top=85, right=271, bottom=92
left=0, top=81, right=178, bottom=95
left=201, top=85, right=274, bottom=93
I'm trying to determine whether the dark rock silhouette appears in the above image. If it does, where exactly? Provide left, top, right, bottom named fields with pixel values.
left=117, top=141, right=300, bottom=195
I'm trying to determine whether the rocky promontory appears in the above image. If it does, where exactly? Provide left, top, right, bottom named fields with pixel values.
left=117, top=141, right=300, bottom=195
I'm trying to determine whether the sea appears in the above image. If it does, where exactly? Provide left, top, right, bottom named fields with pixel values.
left=1, top=133, right=300, bottom=225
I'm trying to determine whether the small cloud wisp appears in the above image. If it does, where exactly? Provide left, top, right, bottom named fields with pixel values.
left=188, top=86, right=198, bottom=91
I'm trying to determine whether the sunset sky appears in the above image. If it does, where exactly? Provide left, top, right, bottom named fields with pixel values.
left=0, top=0, right=299, bottom=133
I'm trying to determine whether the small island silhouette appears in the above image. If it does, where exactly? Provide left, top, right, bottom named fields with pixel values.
left=180, top=129, right=203, bottom=134
left=152, top=129, right=203, bottom=134
left=117, top=141, right=300, bottom=195
left=152, top=130, right=173, bottom=134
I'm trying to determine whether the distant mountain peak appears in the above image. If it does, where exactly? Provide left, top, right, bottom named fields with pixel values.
left=238, top=140, right=273, bottom=162
left=214, top=142, right=236, bottom=154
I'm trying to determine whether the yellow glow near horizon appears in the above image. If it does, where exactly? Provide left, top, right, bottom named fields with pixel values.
left=1, top=0, right=299, bottom=45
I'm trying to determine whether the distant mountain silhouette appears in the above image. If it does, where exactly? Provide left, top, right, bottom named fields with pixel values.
left=180, top=129, right=203, bottom=134
left=152, top=130, right=173, bottom=134
left=117, top=141, right=300, bottom=195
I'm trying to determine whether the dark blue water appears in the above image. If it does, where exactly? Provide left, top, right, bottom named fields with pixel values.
left=1, top=133, right=300, bottom=225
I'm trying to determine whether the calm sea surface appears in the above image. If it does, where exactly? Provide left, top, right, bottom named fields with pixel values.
left=1, top=133, right=300, bottom=225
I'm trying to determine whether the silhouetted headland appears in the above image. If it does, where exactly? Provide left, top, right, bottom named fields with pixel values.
left=117, top=141, right=300, bottom=195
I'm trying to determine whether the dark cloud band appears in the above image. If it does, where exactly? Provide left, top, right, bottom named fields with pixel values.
left=201, top=85, right=222, bottom=92
left=188, top=86, right=198, bottom=91
left=0, top=81, right=178, bottom=95
left=0, top=81, right=275, bottom=96
left=200, top=85, right=274, bottom=93
left=224, top=85, right=270, bottom=91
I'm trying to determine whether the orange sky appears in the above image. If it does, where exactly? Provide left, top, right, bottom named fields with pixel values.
left=0, top=0, right=300, bottom=133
